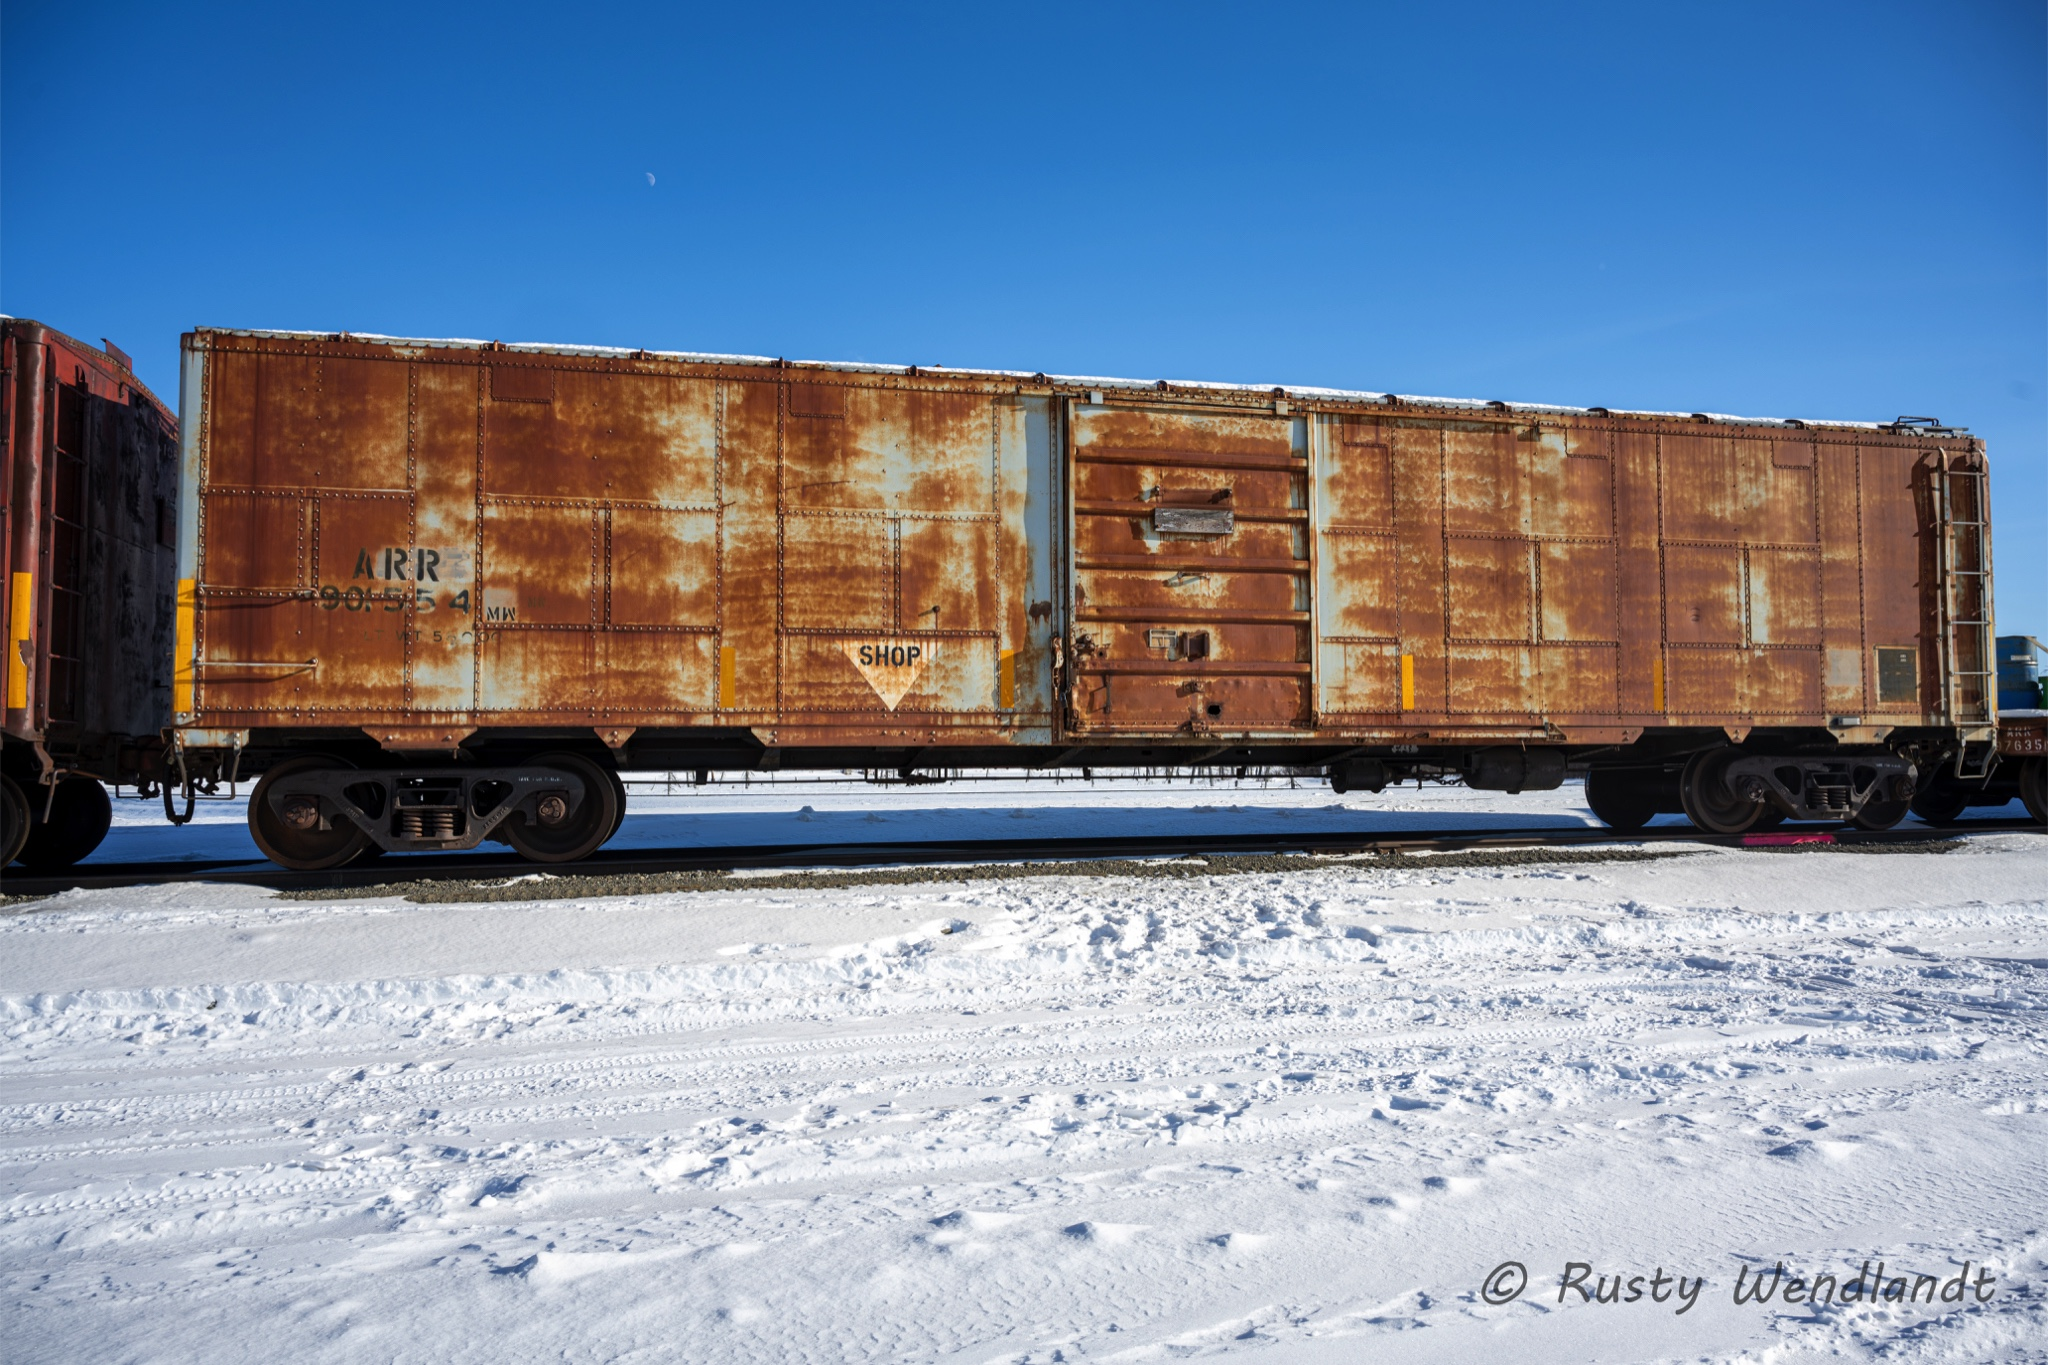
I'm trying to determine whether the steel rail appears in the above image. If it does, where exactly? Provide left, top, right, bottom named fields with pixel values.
left=4, top=817, right=2038, bottom=899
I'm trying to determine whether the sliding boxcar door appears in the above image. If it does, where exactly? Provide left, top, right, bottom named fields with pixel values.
left=1066, top=400, right=1313, bottom=736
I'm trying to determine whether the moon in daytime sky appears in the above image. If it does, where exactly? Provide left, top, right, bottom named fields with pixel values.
left=645, top=172, right=656, bottom=186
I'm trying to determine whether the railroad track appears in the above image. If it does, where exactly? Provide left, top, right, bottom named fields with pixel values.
left=5, top=816, right=2038, bottom=899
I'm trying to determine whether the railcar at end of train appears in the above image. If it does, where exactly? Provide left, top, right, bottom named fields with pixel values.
left=2, top=319, right=181, bottom=869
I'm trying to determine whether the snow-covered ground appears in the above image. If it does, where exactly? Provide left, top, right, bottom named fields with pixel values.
left=4, top=782, right=2046, bottom=1362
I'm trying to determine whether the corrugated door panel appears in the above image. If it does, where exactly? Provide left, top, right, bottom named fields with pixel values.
left=609, top=508, right=718, bottom=627
left=1663, top=544, right=1743, bottom=645
left=1078, top=458, right=1300, bottom=509
left=1074, top=567, right=1298, bottom=616
left=480, top=503, right=598, bottom=625
left=1446, top=538, right=1532, bottom=641
left=1075, top=508, right=1300, bottom=565
left=1071, top=403, right=1310, bottom=734
left=1081, top=672, right=1307, bottom=731
left=1747, top=548, right=1821, bottom=646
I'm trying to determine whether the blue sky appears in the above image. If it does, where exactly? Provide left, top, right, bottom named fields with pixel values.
left=6, top=1, right=2043, bottom=628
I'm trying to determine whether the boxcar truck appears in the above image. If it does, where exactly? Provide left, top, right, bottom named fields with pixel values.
left=161, top=328, right=2043, bottom=871
left=2, top=319, right=181, bottom=869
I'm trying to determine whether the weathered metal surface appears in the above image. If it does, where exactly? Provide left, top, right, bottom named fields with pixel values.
left=1068, top=401, right=1310, bottom=736
left=175, top=329, right=1987, bottom=759
left=2, top=320, right=178, bottom=781
left=181, top=334, right=1056, bottom=749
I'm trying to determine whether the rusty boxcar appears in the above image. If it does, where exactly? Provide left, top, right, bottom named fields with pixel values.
left=165, top=327, right=2034, bottom=870
left=2, top=319, right=181, bottom=868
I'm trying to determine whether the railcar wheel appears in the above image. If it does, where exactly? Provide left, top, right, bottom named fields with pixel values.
left=16, top=777, right=114, bottom=871
left=249, top=755, right=372, bottom=871
left=1909, top=783, right=1969, bottom=826
left=1850, top=797, right=1909, bottom=832
left=1678, top=749, right=1769, bottom=836
left=0, top=776, right=28, bottom=867
left=1584, top=769, right=1654, bottom=831
left=2021, top=758, right=2048, bottom=825
left=606, top=767, right=628, bottom=840
left=502, top=752, right=619, bottom=864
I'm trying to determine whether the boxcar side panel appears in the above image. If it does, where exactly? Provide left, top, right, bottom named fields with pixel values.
left=175, top=329, right=1983, bottom=763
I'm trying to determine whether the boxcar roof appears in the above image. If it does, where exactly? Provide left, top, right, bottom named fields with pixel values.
left=191, top=326, right=1951, bottom=436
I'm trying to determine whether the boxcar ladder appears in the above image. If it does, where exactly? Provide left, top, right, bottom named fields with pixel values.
left=1933, top=449, right=1996, bottom=776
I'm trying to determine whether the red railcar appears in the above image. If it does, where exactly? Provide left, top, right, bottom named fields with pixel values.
left=1, top=319, right=180, bottom=868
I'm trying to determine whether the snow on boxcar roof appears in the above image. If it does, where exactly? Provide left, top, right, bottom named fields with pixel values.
left=194, top=326, right=1902, bottom=432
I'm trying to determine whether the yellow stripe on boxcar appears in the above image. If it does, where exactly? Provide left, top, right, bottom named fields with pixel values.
left=173, top=578, right=197, bottom=715
left=6, top=572, right=32, bottom=708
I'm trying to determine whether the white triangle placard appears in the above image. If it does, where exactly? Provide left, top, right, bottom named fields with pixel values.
left=842, top=638, right=937, bottom=711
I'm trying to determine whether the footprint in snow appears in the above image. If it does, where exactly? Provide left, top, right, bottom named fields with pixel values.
left=1063, top=1221, right=1146, bottom=1245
